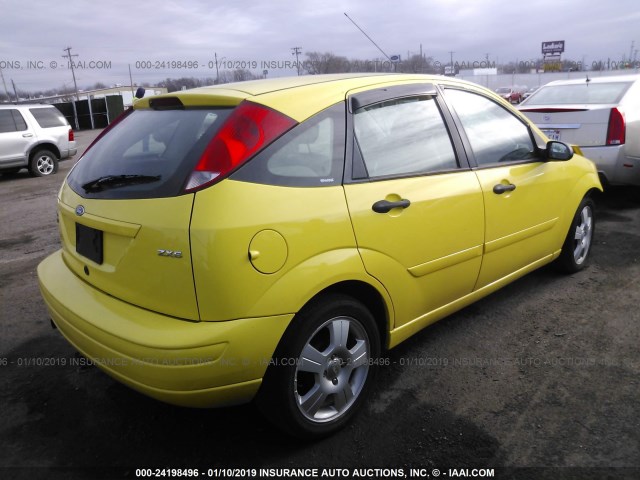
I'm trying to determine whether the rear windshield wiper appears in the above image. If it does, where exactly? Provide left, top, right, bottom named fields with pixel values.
left=81, top=174, right=161, bottom=193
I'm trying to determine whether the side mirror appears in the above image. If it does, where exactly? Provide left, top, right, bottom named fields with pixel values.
left=546, top=141, right=573, bottom=161
left=135, top=87, right=146, bottom=99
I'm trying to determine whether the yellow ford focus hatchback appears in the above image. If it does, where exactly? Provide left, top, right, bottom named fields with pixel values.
left=38, top=73, right=601, bottom=437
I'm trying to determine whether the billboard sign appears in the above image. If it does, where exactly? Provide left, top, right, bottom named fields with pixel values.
left=542, top=41, right=565, bottom=55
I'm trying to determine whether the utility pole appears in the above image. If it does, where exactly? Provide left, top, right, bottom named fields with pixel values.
left=0, top=67, right=11, bottom=103
left=214, top=52, right=220, bottom=84
left=62, top=47, right=80, bottom=130
left=484, top=53, right=490, bottom=88
left=11, top=79, right=19, bottom=103
left=449, top=51, right=455, bottom=75
left=291, top=47, right=302, bottom=76
left=128, top=64, right=135, bottom=99
left=62, top=47, right=80, bottom=101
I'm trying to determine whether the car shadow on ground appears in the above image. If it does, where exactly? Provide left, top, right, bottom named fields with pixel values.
left=2, top=329, right=503, bottom=475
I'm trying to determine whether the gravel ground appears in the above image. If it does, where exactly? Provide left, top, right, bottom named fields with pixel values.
left=1, top=130, right=639, bottom=479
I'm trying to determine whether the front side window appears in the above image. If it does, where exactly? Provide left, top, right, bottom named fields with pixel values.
left=353, top=96, right=457, bottom=178
left=445, top=89, right=536, bottom=166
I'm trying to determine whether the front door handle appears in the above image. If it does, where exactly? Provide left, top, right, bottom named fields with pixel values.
left=493, top=183, right=516, bottom=194
left=372, top=199, right=411, bottom=213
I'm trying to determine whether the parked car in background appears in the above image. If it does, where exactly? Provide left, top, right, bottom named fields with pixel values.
left=523, top=86, right=539, bottom=100
left=519, top=74, right=640, bottom=186
left=38, top=73, right=601, bottom=438
left=495, top=86, right=523, bottom=103
left=0, top=104, right=76, bottom=176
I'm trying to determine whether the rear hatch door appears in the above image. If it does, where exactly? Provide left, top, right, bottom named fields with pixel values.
left=61, top=105, right=233, bottom=320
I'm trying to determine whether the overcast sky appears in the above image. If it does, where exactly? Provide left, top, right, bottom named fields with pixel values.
left=1, top=0, right=639, bottom=92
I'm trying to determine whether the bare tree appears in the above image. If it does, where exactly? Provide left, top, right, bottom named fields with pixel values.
left=304, top=52, right=350, bottom=74
left=398, top=54, right=435, bottom=74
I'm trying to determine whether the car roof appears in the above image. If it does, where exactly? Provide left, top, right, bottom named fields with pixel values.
left=0, top=103, right=57, bottom=110
left=543, top=74, right=640, bottom=87
left=135, top=73, right=463, bottom=122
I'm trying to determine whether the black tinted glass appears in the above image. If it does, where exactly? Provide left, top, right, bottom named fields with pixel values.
left=29, top=108, right=68, bottom=128
left=0, top=110, right=27, bottom=132
left=68, top=108, right=231, bottom=199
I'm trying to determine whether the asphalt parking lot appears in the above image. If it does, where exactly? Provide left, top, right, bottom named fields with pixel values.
left=1, top=129, right=639, bottom=480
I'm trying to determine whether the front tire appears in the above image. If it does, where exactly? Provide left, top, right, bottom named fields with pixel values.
left=29, top=149, right=58, bottom=177
left=257, top=294, right=381, bottom=438
left=556, top=196, right=595, bottom=273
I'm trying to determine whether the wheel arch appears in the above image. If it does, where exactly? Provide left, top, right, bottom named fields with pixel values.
left=557, top=172, right=602, bottom=246
left=304, top=280, right=391, bottom=350
left=29, top=142, right=61, bottom=160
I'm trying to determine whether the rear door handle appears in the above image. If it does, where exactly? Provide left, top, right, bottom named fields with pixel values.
left=493, top=183, right=516, bottom=194
left=372, top=199, right=411, bottom=213
left=22, top=133, right=34, bottom=138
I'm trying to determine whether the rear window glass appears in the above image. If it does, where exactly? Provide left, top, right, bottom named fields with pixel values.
left=29, top=108, right=69, bottom=128
left=67, top=108, right=230, bottom=199
left=525, top=82, right=632, bottom=105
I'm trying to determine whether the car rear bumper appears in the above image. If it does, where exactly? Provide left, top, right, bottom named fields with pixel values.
left=60, top=145, right=78, bottom=160
left=38, top=250, right=293, bottom=408
left=580, top=145, right=640, bottom=186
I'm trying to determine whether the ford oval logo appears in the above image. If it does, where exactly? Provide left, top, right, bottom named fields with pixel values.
left=544, top=115, right=551, bottom=121
left=75, top=205, right=85, bottom=216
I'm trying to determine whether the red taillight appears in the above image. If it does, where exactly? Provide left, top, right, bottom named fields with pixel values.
left=606, top=107, right=625, bottom=145
left=184, top=101, right=296, bottom=192
left=68, top=129, right=74, bottom=141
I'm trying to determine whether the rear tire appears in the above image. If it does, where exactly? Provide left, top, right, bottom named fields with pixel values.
left=256, top=294, right=380, bottom=438
left=29, top=149, right=58, bottom=177
left=556, top=196, right=595, bottom=273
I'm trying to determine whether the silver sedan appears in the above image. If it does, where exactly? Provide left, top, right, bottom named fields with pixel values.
left=519, top=74, right=640, bottom=186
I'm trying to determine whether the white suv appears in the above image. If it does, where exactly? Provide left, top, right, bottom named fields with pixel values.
left=0, top=104, right=77, bottom=176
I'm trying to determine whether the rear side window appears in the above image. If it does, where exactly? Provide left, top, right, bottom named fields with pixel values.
left=232, top=102, right=345, bottom=187
left=526, top=82, right=632, bottom=105
left=67, top=108, right=230, bottom=199
left=0, top=110, right=27, bottom=132
left=29, top=108, right=69, bottom=128
left=354, top=96, right=457, bottom=178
